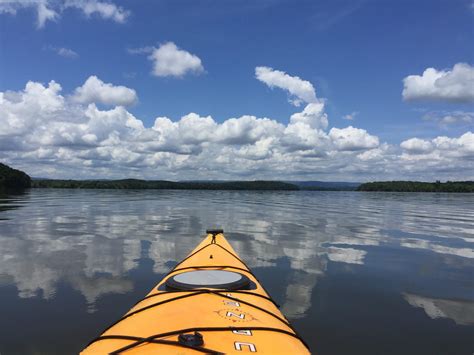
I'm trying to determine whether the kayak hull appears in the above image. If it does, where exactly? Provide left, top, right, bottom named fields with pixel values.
left=81, top=231, right=310, bottom=354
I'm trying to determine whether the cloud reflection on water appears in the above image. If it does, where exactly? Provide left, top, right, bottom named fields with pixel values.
left=0, top=189, right=472, bottom=324
left=403, top=293, right=474, bottom=326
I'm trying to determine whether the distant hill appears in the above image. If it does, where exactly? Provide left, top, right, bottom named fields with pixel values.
left=358, top=181, right=474, bottom=193
left=289, top=181, right=361, bottom=190
left=0, top=163, right=31, bottom=189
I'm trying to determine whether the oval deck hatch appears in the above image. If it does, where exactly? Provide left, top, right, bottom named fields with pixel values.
left=166, top=270, right=250, bottom=290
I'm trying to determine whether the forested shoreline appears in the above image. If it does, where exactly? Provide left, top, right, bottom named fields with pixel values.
left=358, top=181, right=474, bottom=192
left=31, top=179, right=300, bottom=190
left=1, top=162, right=473, bottom=192
left=0, top=163, right=31, bottom=189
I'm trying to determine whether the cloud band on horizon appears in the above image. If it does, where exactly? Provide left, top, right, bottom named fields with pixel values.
left=0, top=71, right=472, bottom=181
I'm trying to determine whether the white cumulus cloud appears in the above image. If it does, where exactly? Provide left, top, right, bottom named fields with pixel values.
left=400, top=132, right=474, bottom=170
left=401, top=133, right=474, bottom=157
left=0, top=0, right=130, bottom=28
left=400, top=138, right=433, bottom=154
left=402, top=63, right=474, bottom=102
left=72, top=76, right=137, bottom=106
left=37, top=0, right=58, bottom=27
left=65, top=0, right=130, bottom=23
left=147, top=42, right=204, bottom=78
left=216, top=116, right=284, bottom=146
left=290, top=102, right=328, bottom=130
left=255, top=66, right=317, bottom=106
left=0, top=0, right=58, bottom=28
left=1, top=73, right=472, bottom=181
left=56, top=47, right=78, bottom=58
left=329, top=126, right=379, bottom=151
left=433, top=132, right=474, bottom=156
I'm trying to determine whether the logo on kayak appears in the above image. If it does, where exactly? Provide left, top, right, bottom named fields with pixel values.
left=216, top=308, right=256, bottom=322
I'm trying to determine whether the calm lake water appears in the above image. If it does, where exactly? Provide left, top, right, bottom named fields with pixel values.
left=0, top=189, right=473, bottom=354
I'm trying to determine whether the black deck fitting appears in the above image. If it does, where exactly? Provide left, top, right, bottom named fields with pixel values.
left=206, top=229, right=224, bottom=236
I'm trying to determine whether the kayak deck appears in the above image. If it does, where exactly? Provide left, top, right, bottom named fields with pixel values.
left=81, top=230, right=310, bottom=354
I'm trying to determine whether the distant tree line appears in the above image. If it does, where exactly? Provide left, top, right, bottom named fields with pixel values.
left=29, top=179, right=474, bottom=192
left=32, top=178, right=300, bottom=191
left=3, top=162, right=472, bottom=192
left=357, top=181, right=474, bottom=193
left=0, top=163, right=31, bottom=189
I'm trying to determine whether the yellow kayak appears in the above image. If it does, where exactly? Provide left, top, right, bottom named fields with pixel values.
left=81, top=230, right=310, bottom=354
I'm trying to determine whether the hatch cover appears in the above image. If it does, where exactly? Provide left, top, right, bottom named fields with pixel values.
left=166, top=270, right=250, bottom=290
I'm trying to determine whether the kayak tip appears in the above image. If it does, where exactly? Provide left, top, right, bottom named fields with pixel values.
left=206, top=228, right=224, bottom=235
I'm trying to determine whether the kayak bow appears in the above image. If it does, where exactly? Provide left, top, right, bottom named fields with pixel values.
left=81, top=230, right=310, bottom=354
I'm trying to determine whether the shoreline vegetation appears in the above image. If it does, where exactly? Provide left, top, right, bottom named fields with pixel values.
left=25, top=178, right=474, bottom=192
left=357, top=181, right=474, bottom=193
left=31, top=179, right=301, bottom=190
left=1, top=163, right=472, bottom=192
left=30, top=179, right=358, bottom=191
left=0, top=163, right=31, bottom=190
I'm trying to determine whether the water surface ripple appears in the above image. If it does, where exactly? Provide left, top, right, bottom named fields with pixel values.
left=0, top=189, right=473, bottom=354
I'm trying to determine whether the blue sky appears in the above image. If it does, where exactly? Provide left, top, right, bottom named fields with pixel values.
left=0, top=0, right=473, bottom=181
